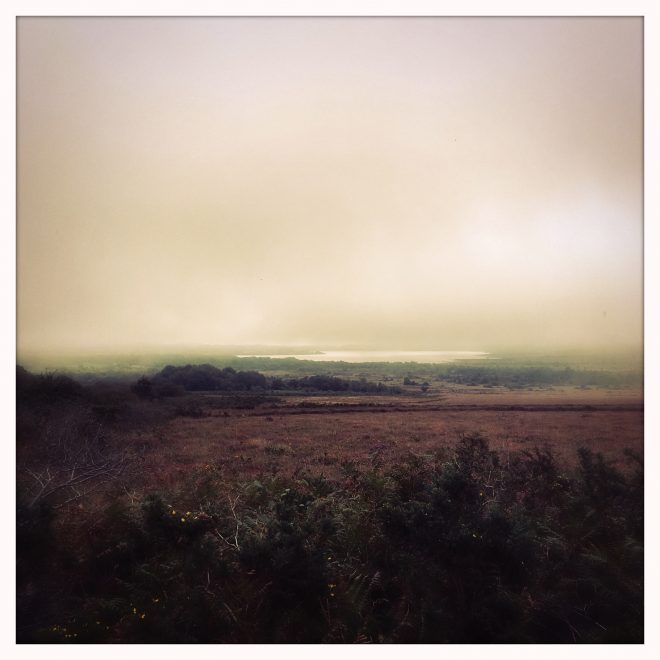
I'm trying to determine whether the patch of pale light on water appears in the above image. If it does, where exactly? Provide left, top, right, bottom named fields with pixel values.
left=236, top=350, right=493, bottom=364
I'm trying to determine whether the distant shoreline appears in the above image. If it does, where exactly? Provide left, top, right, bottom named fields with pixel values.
left=235, top=350, right=491, bottom=364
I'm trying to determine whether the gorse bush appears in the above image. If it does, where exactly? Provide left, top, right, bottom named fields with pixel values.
left=17, top=435, right=643, bottom=643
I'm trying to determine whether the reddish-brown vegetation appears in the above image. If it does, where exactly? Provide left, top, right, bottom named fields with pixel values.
left=16, top=373, right=644, bottom=643
left=118, top=387, right=643, bottom=492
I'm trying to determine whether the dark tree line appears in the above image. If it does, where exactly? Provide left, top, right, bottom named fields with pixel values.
left=153, top=364, right=267, bottom=392
left=439, top=365, right=640, bottom=388
left=151, top=365, right=399, bottom=394
left=270, top=374, right=401, bottom=394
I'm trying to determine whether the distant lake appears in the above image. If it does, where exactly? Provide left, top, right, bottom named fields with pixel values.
left=236, top=350, right=490, bottom=364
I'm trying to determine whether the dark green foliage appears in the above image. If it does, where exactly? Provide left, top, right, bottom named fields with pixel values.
left=131, top=377, right=154, bottom=400
left=439, top=365, right=640, bottom=389
left=153, top=364, right=400, bottom=394
left=16, top=437, right=643, bottom=643
left=155, top=364, right=268, bottom=391
left=17, top=365, right=84, bottom=402
left=275, top=375, right=401, bottom=394
left=16, top=500, right=54, bottom=579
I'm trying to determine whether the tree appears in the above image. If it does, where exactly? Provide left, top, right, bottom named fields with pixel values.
left=131, top=377, right=154, bottom=400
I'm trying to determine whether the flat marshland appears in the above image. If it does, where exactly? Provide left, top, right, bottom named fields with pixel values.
left=16, top=356, right=644, bottom=643
left=135, top=386, right=642, bottom=488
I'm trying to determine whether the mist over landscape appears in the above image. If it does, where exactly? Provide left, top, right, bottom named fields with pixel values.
left=18, top=17, right=642, bottom=359
left=16, top=17, right=644, bottom=645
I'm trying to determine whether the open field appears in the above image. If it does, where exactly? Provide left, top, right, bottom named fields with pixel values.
left=17, top=379, right=643, bottom=497
left=117, top=386, right=643, bottom=492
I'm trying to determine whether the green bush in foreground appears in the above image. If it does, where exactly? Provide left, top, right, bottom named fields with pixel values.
left=17, top=436, right=643, bottom=643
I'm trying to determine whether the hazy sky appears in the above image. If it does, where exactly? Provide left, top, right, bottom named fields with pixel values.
left=17, top=17, right=643, bottom=354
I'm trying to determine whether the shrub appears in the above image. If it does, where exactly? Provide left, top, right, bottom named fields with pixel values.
left=17, top=438, right=643, bottom=643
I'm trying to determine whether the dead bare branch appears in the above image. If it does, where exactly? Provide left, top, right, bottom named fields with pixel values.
left=24, top=411, right=130, bottom=509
